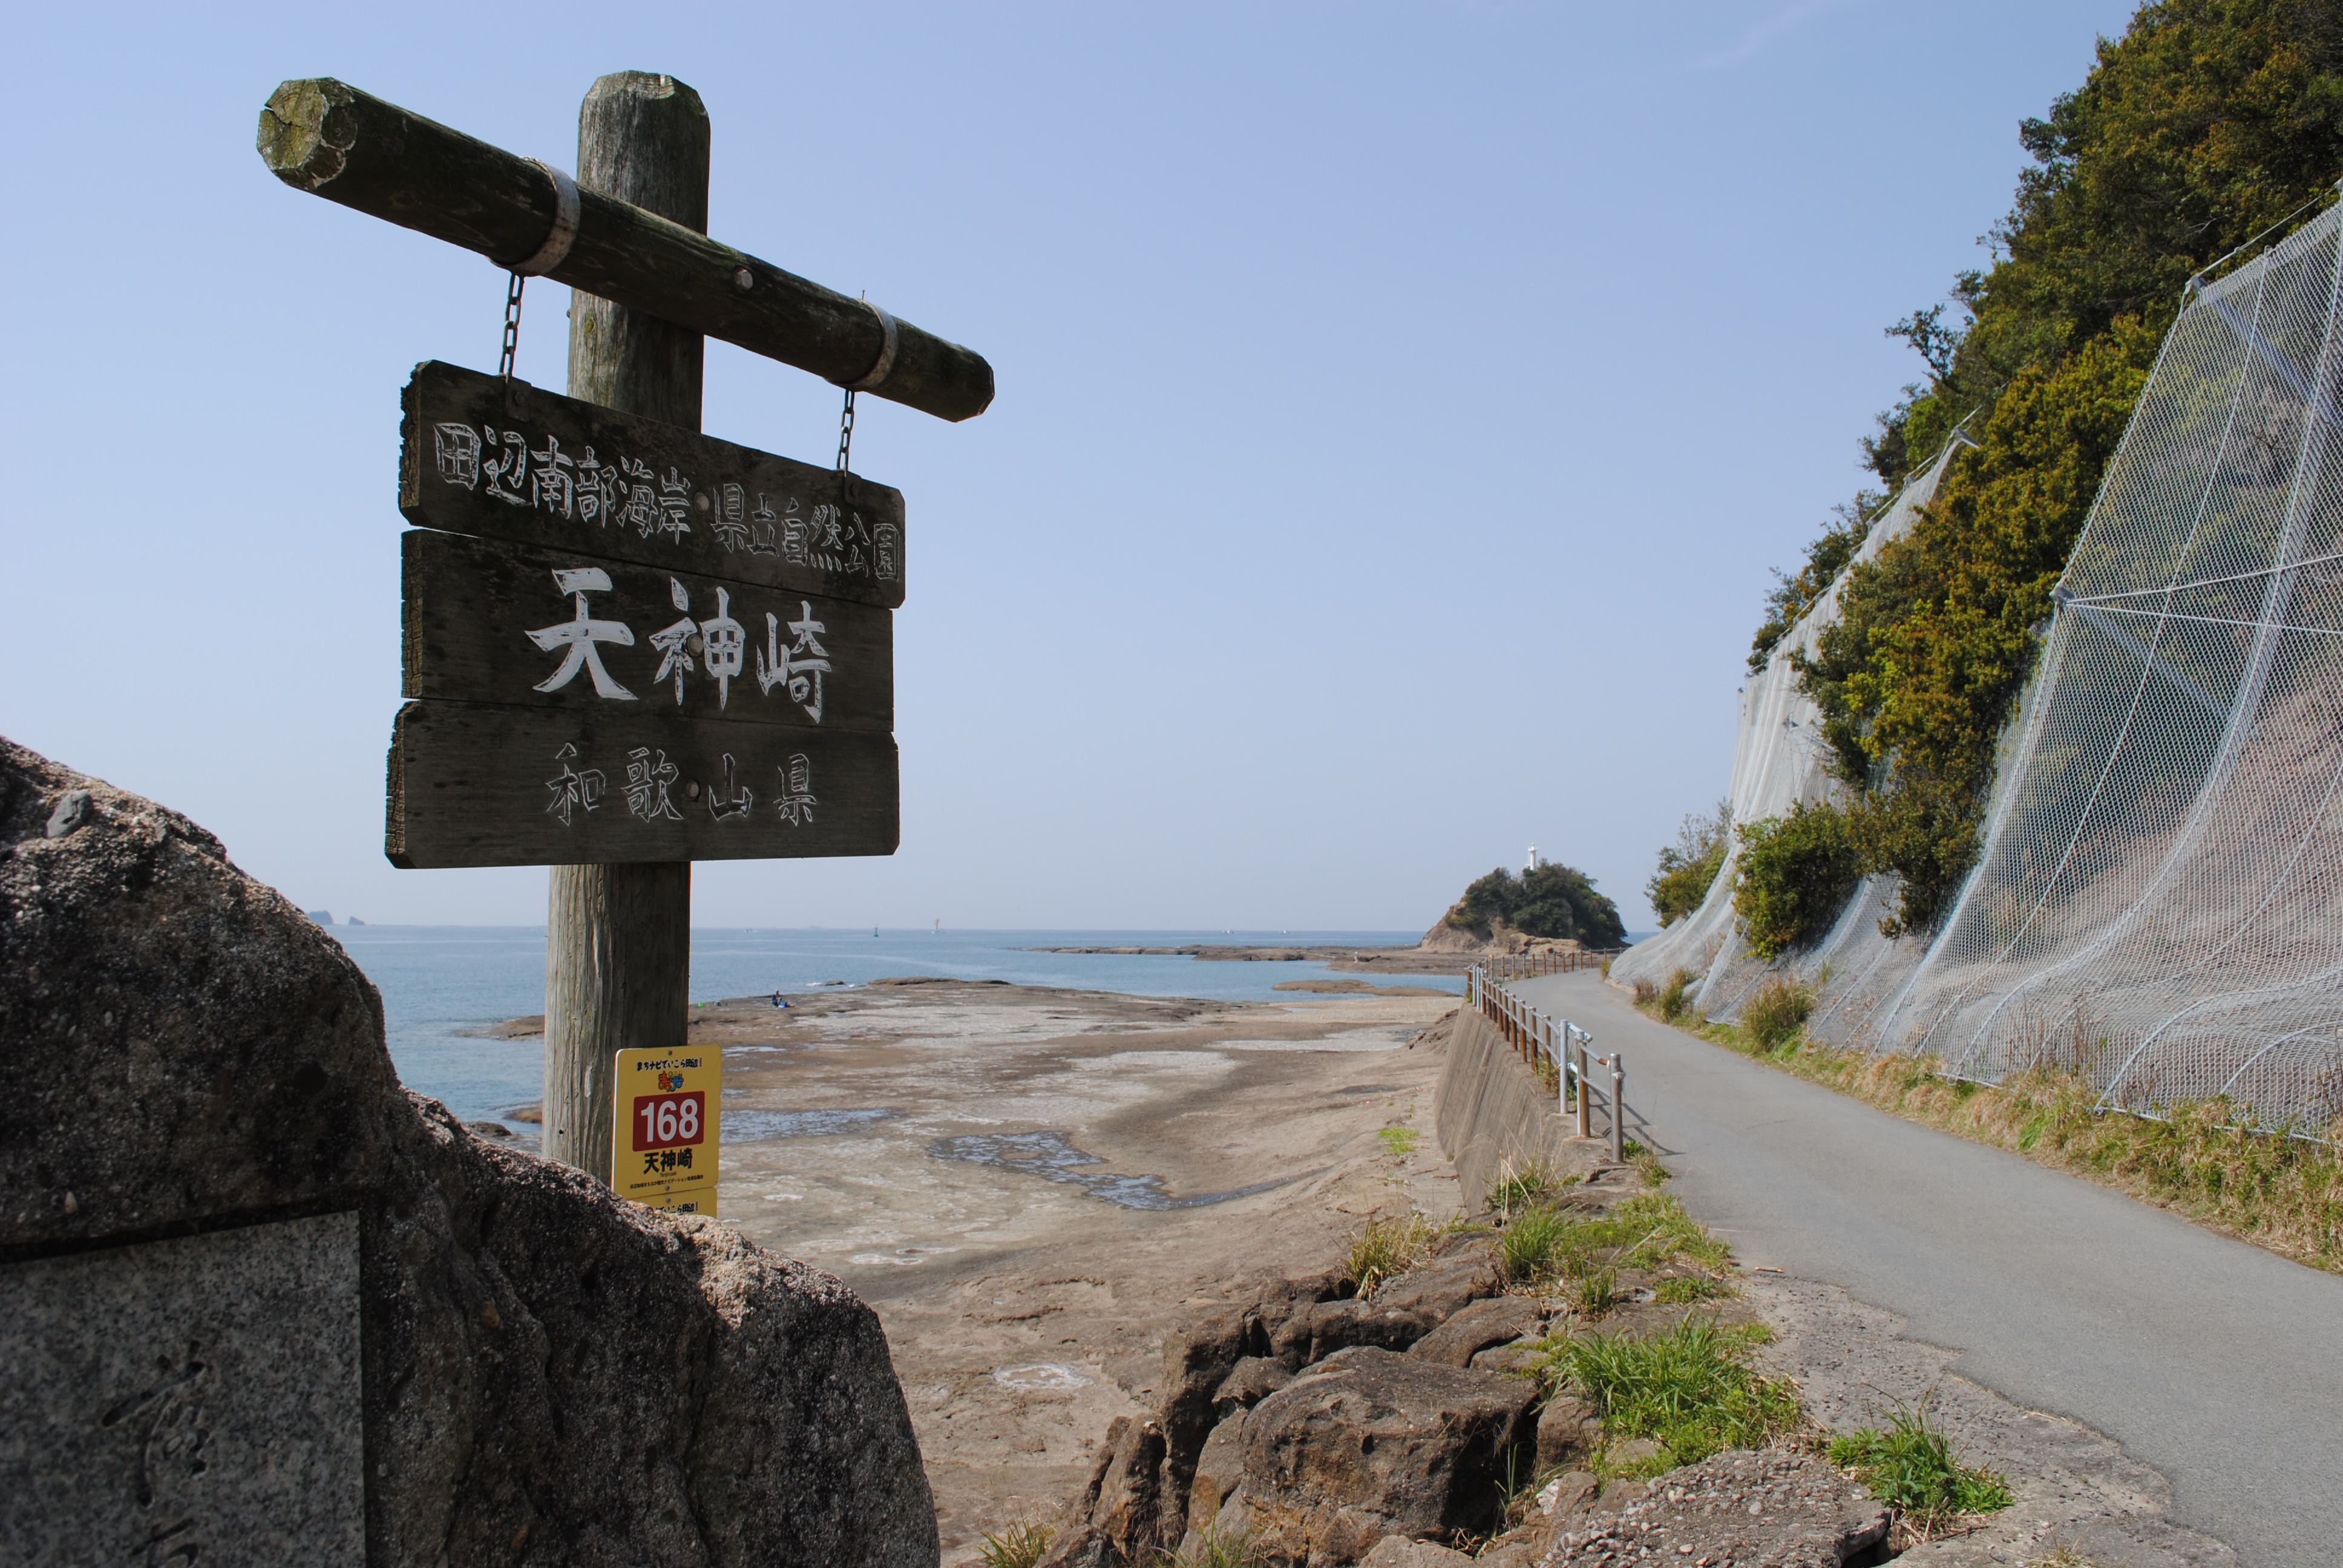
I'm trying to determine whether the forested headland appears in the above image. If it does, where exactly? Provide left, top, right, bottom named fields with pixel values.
left=1676, top=0, right=2343, bottom=947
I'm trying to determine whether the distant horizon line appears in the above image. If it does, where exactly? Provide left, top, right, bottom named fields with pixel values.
left=313, top=921, right=1656, bottom=939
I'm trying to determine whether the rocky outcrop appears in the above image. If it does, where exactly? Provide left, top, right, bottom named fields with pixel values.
left=1221, top=1347, right=1539, bottom=1561
left=1538, top=1449, right=1887, bottom=1566
left=1046, top=1242, right=1539, bottom=1567
left=0, top=739, right=937, bottom=1567
left=1038, top=1416, right=1172, bottom=1568
left=1269, top=1296, right=1435, bottom=1368
left=1418, top=907, right=1591, bottom=957
left=1369, top=1236, right=1502, bottom=1322
left=1407, top=1295, right=1544, bottom=1367
left=1358, top=1539, right=1475, bottom=1567
left=1534, top=1394, right=1599, bottom=1474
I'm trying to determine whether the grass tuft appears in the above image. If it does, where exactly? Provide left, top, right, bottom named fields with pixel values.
left=975, top=1521, right=1053, bottom=1568
left=1658, top=969, right=1699, bottom=1022
left=1827, top=1398, right=2013, bottom=1540
left=1570, top=1266, right=1619, bottom=1316
left=1653, top=1274, right=1733, bottom=1304
left=1377, top=1125, right=1422, bottom=1159
left=1486, top=1156, right=1575, bottom=1222
left=1740, top=976, right=1814, bottom=1050
left=1493, top=1191, right=1730, bottom=1291
left=1558, top=1315, right=1801, bottom=1472
left=1344, top=1213, right=1438, bottom=1298
left=2027, top=1546, right=2097, bottom=1567
left=1160, top=1525, right=1251, bottom=1567
left=1497, top=1206, right=1577, bottom=1284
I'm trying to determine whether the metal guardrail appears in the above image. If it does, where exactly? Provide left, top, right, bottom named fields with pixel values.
left=1467, top=956, right=1629, bottom=1165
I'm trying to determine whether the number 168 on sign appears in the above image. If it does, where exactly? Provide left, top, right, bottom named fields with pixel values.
left=612, top=1047, right=721, bottom=1217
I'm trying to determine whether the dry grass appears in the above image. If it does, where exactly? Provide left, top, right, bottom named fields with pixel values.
left=1657, top=968, right=1699, bottom=1022
left=1343, top=1212, right=1441, bottom=1297
left=974, top=1520, right=1052, bottom=1568
left=1636, top=998, right=2343, bottom=1272
left=1740, top=976, right=1814, bottom=1049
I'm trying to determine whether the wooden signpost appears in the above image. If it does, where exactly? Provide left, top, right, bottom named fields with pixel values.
left=262, top=71, right=991, bottom=1186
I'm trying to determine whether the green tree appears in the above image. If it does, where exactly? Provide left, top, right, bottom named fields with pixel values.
left=1647, top=799, right=1732, bottom=926
left=1732, top=803, right=1863, bottom=960
left=1447, top=862, right=1627, bottom=947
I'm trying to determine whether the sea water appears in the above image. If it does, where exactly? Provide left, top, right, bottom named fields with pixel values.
left=332, top=926, right=1458, bottom=1127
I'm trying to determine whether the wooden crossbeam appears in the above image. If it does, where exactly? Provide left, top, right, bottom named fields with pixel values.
left=258, top=78, right=994, bottom=423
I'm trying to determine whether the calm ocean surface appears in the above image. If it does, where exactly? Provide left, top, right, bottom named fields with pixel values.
left=332, top=926, right=1458, bottom=1126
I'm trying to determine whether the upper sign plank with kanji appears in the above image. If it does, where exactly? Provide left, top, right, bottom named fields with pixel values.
left=401, top=361, right=906, bottom=610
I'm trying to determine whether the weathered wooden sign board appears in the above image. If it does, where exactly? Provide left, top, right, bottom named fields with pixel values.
left=401, top=359, right=905, bottom=606
left=388, top=704, right=897, bottom=867
left=403, top=530, right=894, bottom=728
left=390, top=360, right=902, bottom=869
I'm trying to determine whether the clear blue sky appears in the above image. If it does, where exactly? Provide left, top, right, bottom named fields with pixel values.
left=0, top=1, right=2136, bottom=931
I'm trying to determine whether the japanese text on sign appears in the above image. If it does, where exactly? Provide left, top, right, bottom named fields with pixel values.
left=524, top=567, right=836, bottom=722
left=434, top=420, right=902, bottom=583
left=612, top=1048, right=721, bottom=1217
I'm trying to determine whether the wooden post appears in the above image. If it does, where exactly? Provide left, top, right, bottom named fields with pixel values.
left=543, top=73, right=709, bottom=1184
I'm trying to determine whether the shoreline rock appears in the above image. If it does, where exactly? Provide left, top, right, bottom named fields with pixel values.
left=1, top=737, right=939, bottom=1567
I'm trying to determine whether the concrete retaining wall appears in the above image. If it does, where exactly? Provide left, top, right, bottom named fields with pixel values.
left=1434, top=1007, right=1576, bottom=1217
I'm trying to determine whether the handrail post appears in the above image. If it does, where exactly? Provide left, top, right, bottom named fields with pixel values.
left=1611, top=1050, right=1627, bottom=1165
left=1575, top=1034, right=1592, bottom=1138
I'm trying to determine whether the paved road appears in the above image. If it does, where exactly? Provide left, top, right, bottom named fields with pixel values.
left=1513, top=971, right=2343, bottom=1567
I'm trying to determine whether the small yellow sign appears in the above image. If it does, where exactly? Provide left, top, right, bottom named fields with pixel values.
left=612, top=1045, right=721, bottom=1217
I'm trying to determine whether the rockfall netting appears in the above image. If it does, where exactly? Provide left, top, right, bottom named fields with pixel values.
left=1609, top=439, right=1962, bottom=1028
left=1621, top=200, right=2343, bottom=1137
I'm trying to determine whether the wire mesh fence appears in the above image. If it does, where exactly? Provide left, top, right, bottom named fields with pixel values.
left=1619, top=199, right=2343, bottom=1137
left=1611, top=439, right=1963, bottom=1023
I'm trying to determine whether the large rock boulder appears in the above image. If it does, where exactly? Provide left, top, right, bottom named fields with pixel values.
left=1534, top=1394, right=1599, bottom=1475
left=1370, top=1241, right=1503, bottom=1323
left=1226, top=1345, right=1539, bottom=1560
left=1270, top=1296, right=1435, bottom=1369
left=1211, top=1355, right=1293, bottom=1417
left=0, top=739, right=937, bottom=1567
left=1407, top=1295, right=1543, bottom=1367
left=1037, top=1414, right=1172, bottom=1568
left=1157, top=1307, right=1259, bottom=1530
